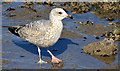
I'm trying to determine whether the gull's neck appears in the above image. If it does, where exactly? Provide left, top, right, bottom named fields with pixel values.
left=49, top=14, right=63, bottom=34
left=49, top=14, right=63, bottom=27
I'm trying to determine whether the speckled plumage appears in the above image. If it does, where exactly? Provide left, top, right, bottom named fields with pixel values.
left=18, top=19, right=63, bottom=47
left=6, top=8, right=73, bottom=64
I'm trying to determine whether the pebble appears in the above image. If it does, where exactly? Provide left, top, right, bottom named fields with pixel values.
left=96, top=36, right=100, bottom=39
left=20, top=56, right=25, bottom=57
left=106, top=17, right=114, bottom=21
left=90, top=22, right=94, bottom=25
left=83, top=36, right=87, bottom=39
left=43, top=1, right=56, bottom=6
left=96, top=50, right=101, bottom=52
left=84, top=21, right=89, bottom=25
left=109, top=22, right=115, bottom=25
left=83, top=21, right=94, bottom=25
left=52, top=49, right=58, bottom=51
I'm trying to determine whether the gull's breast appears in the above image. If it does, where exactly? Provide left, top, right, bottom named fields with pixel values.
left=36, top=22, right=63, bottom=47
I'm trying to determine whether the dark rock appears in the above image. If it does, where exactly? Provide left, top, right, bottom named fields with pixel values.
left=101, top=34, right=105, bottom=37
left=96, top=50, right=101, bottom=52
left=90, top=22, right=94, bottom=25
left=83, top=36, right=87, bottom=39
left=24, top=2, right=34, bottom=6
left=73, top=8, right=79, bottom=11
left=43, top=1, right=56, bottom=6
left=113, top=49, right=117, bottom=51
left=6, top=8, right=15, bottom=11
left=36, top=15, right=41, bottom=17
left=19, top=6, right=26, bottom=8
left=84, top=21, right=89, bottom=25
left=32, top=9, right=37, bottom=12
left=96, top=36, right=100, bottom=39
left=103, top=55, right=110, bottom=57
left=20, top=56, right=25, bottom=57
left=113, top=10, right=117, bottom=13
left=75, top=26, right=78, bottom=28
left=106, top=17, right=114, bottom=21
left=53, top=49, right=58, bottom=51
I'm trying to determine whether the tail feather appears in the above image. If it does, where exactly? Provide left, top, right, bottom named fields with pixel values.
left=8, top=27, right=20, bottom=37
left=3, top=25, right=25, bottom=37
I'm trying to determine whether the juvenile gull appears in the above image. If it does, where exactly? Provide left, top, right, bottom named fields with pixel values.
left=5, top=8, right=73, bottom=64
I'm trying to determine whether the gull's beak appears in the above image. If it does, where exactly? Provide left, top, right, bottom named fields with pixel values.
left=67, top=15, right=74, bottom=19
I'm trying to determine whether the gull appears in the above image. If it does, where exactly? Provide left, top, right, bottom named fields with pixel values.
left=4, top=8, right=73, bottom=64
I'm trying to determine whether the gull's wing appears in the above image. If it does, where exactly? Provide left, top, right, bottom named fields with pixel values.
left=18, top=20, right=51, bottom=41
left=6, top=20, right=51, bottom=44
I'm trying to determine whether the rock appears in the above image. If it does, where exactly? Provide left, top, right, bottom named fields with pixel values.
left=83, top=38, right=118, bottom=56
left=36, top=15, right=41, bottom=17
left=6, top=8, right=15, bottom=11
left=52, top=49, right=58, bottom=51
left=24, top=2, right=34, bottom=8
left=24, top=2, right=34, bottom=5
left=83, top=36, right=87, bottom=39
left=114, top=35, right=120, bottom=41
left=6, top=13, right=16, bottom=17
left=96, top=36, right=100, bottom=39
left=90, top=22, right=94, bottom=25
left=19, top=5, right=37, bottom=12
left=111, top=23, right=120, bottom=41
left=84, top=21, right=89, bottom=25
left=113, top=29, right=120, bottom=35
left=106, top=17, right=114, bottom=21
left=101, top=34, right=105, bottom=37
left=74, top=21, right=83, bottom=25
left=43, top=1, right=56, bottom=6
left=105, top=32, right=114, bottom=38
left=109, top=22, right=115, bottom=25
left=92, top=54, right=117, bottom=65
left=83, top=21, right=94, bottom=25
left=20, top=56, right=25, bottom=57
left=19, top=6, right=26, bottom=8
left=78, top=22, right=83, bottom=25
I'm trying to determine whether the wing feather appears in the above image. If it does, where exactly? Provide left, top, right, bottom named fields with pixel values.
left=18, top=20, right=49, bottom=43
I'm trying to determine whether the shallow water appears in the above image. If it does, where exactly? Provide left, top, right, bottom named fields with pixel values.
left=2, top=2, right=119, bottom=69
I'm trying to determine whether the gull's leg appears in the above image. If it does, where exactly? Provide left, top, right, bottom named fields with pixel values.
left=47, top=48, right=62, bottom=63
left=37, top=47, right=47, bottom=64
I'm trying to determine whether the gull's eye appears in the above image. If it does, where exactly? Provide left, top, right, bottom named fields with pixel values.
left=58, top=12, right=62, bottom=14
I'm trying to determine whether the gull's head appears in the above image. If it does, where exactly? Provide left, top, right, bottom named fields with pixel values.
left=50, top=8, right=73, bottom=21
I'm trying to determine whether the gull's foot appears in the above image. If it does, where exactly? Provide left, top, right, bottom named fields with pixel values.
left=51, top=57, right=62, bottom=64
left=37, top=60, right=47, bottom=64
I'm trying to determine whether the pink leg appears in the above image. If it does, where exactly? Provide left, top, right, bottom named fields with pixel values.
left=51, top=56, right=62, bottom=63
left=37, top=47, right=47, bottom=64
left=37, top=59, right=47, bottom=64
left=47, top=49, right=62, bottom=64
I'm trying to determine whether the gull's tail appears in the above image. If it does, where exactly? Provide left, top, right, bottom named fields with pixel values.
left=3, top=25, right=25, bottom=37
